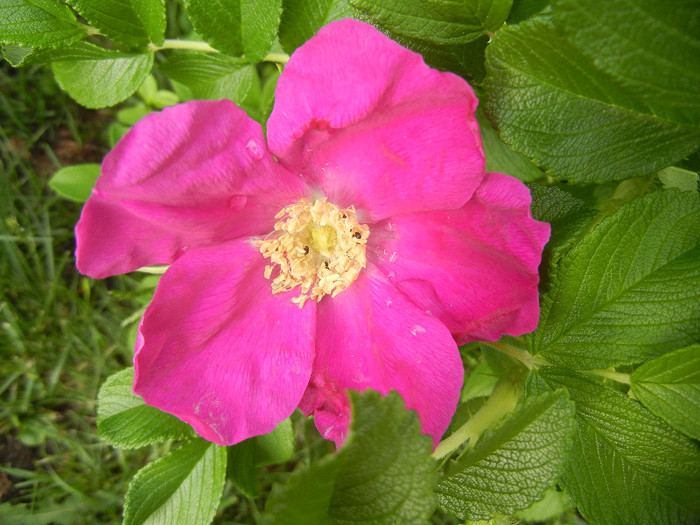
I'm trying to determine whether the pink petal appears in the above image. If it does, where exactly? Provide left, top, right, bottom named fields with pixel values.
left=370, top=172, right=550, bottom=343
left=133, top=238, right=316, bottom=445
left=76, top=100, right=307, bottom=278
left=268, top=19, right=484, bottom=221
left=298, top=265, right=463, bottom=447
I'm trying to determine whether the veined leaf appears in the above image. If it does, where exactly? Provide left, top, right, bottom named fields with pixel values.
left=538, top=368, right=700, bottom=525
left=123, top=439, right=227, bottom=525
left=67, top=0, right=165, bottom=47
left=631, top=344, right=700, bottom=440
left=279, top=0, right=354, bottom=53
left=51, top=48, right=154, bottom=108
left=183, top=0, right=281, bottom=62
left=158, top=52, right=254, bottom=102
left=552, top=0, right=700, bottom=126
left=262, top=391, right=436, bottom=525
left=0, top=0, right=86, bottom=48
left=436, top=390, right=576, bottom=521
left=97, top=368, right=195, bottom=449
left=527, top=189, right=700, bottom=368
left=484, top=18, right=700, bottom=182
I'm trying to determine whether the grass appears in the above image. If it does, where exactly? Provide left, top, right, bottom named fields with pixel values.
left=0, top=63, right=148, bottom=523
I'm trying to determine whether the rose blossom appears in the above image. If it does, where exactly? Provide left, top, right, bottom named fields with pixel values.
left=76, top=19, right=550, bottom=447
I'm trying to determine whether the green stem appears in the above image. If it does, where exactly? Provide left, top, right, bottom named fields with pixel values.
left=482, top=340, right=548, bottom=370
left=148, top=40, right=290, bottom=63
left=432, top=378, right=522, bottom=460
left=584, top=368, right=631, bottom=385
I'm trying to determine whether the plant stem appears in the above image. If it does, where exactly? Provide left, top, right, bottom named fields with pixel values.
left=584, top=368, right=631, bottom=385
left=482, top=340, right=548, bottom=370
left=148, top=40, right=290, bottom=63
left=432, top=378, right=522, bottom=460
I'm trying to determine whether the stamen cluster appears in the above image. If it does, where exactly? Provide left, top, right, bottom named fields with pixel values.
left=254, top=198, right=370, bottom=308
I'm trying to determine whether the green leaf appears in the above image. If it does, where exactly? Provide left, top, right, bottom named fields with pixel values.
left=51, top=48, right=154, bottom=108
left=0, top=0, right=86, bottom=48
left=484, top=18, right=700, bottom=182
left=116, top=102, right=150, bottom=125
left=350, top=0, right=507, bottom=46
left=631, top=344, right=700, bottom=440
left=262, top=390, right=436, bottom=524
left=478, top=110, right=543, bottom=182
left=279, top=0, right=354, bottom=53
left=227, top=418, right=295, bottom=498
left=552, top=0, right=700, bottom=126
left=97, top=368, right=196, bottom=449
left=461, top=359, right=498, bottom=402
left=2, top=40, right=124, bottom=66
left=435, top=390, right=576, bottom=521
left=67, top=0, right=165, bottom=47
left=158, top=52, right=254, bottom=102
left=515, top=487, right=573, bottom=523
left=183, top=0, right=281, bottom=61
left=537, top=368, right=700, bottom=525
left=124, top=439, right=227, bottom=525
left=659, top=166, right=699, bottom=193
left=527, top=189, right=700, bottom=368
left=241, top=0, right=282, bottom=62
left=48, top=163, right=100, bottom=202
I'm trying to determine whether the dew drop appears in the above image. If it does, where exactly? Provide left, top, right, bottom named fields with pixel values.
left=229, top=194, right=247, bottom=211
left=245, top=138, right=264, bottom=159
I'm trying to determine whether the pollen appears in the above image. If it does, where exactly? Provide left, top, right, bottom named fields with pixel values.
left=253, top=198, right=370, bottom=308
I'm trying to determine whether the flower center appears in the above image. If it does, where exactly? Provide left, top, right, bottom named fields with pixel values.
left=254, top=198, right=370, bottom=308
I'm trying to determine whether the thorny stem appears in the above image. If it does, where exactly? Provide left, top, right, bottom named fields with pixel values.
left=584, top=368, right=631, bottom=385
left=432, top=378, right=522, bottom=460
left=148, top=39, right=290, bottom=63
left=482, top=340, right=549, bottom=370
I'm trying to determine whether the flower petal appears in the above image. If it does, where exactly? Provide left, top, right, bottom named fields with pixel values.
left=76, top=100, right=307, bottom=278
left=133, top=238, right=316, bottom=445
left=268, top=19, right=484, bottom=220
left=298, top=265, right=463, bottom=447
left=370, top=172, right=550, bottom=343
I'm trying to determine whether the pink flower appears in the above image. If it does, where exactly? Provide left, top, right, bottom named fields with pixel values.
left=76, top=19, right=549, bottom=447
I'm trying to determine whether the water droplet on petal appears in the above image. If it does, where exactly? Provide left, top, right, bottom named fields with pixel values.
left=229, top=194, right=247, bottom=211
left=245, top=138, right=264, bottom=159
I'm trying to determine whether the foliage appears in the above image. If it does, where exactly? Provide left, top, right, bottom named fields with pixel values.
left=2, top=0, right=699, bottom=524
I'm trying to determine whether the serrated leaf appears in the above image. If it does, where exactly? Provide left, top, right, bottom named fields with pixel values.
left=538, top=368, right=700, bottom=525
left=226, top=418, right=295, bottom=498
left=461, top=359, right=498, bottom=402
left=436, top=390, right=576, bottom=521
left=183, top=0, right=280, bottom=61
left=350, top=0, right=506, bottom=46
left=552, top=0, right=700, bottom=126
left=97, top=368, right=196, bottom=449
left=631, top=344, right=700, bottom=440
left=124, top=439, right=226, bottom=525
left=67, top=0, right=165, bottom=47
left=2, top=40, right=130, bottom=66
left=49, top=163, right=100, bottom=202
left=527, top=189, right=700, bottom=368
left=484, top=18, right=700, bottom=182
left=0, top=0, right=86, bottom=48
left=278, top=0, right=354, bottom=53
left=262, top=390, right=436, bottom=525
left=158, top=52, right=254, bottom=102
left=51, top=49, right=154, bottom=108
left=478, top=110, right=543, bottom=182
left=515, top=487, right=573, bottom=523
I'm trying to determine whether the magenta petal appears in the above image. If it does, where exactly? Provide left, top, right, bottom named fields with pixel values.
left=133, top=239, right=316, bottom=445
left=76, top=100, right=307, bottom=278
left=268, top=19, right=484, bottom=220
left=371, top=172, right=550, bottom=343
left=299, top=265, right=463, bottom=447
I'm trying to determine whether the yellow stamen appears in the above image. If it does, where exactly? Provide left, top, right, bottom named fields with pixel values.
left=253, top=198, right=369, bottom=308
